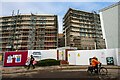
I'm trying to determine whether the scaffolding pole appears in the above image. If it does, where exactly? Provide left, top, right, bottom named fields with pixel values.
left=38, top=18, right=45, bottom=50
left=15, top=10, right=20, bottom=51
left=7, top=10, right=15, bottom=51
left=27, top=13, right=36, bottom=50
left=6, top=10, right=22, bottom=51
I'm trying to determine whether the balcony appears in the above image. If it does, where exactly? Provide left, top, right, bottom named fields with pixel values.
left=45, top=35, right=56, bottom=37
left=44, top=45, right=57, bottom=47
left=1, top=36, right=9, bottom=39
left=71, top=24, right=80, bottom=27
left=45, top=40, right=57, bottom=42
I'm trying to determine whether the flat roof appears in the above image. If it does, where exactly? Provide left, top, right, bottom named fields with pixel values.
left=0, top=14, right=57, bottom=18
left=63, top=8, right=99, bottom=19
left=99, top=1, right=120, bottom=12
left=57, top=47, right=77, bottom=50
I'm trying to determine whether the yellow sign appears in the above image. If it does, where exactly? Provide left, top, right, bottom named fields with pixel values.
left=77, top=53, right=80, bottom=57
left=0, top=55, right=2, bottom=61
left=68, top=54, right=70, bottom=57
left=60, top=51, right=64, bottom=54
left=62, top=51, right=64, bottom=54
left=59, top=52, right=62, bottom=54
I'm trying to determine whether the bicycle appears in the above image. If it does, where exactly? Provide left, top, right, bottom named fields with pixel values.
left=87, top=63, right=108, bottom=75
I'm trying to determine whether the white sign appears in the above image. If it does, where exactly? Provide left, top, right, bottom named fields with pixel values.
left=7, top=55, right=13, bottom=63
left=28, top=50, right=57, bottom=61
left=14, top=55, right=21, bottom=63
left=7, top=54, right=22, bottom=63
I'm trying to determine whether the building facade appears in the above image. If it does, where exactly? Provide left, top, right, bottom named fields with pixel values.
left=0, top=14, right=58, bottom=51
left=63, top=8, right=106, bottom=50
left=58, top=33, right=65, bottom=47
left=100, top=2, right=120, bottom=49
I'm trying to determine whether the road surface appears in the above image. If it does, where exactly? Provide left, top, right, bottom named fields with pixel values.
left=2, top=69, right=119, bottom=80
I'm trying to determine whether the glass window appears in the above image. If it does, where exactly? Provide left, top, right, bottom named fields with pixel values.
left=40, top=17, right=46, bottom=20
left=88, top=34, right=90, bottom=37
left=40, top=21, right=46, bottom=24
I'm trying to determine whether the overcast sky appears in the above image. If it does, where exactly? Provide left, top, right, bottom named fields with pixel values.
left=1, top=2, right=115, bottom=33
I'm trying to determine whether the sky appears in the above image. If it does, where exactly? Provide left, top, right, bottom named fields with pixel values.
left=1, top=2, right=115, bottom=33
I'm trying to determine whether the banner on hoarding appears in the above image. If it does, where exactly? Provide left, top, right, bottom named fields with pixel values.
left=4, top=51, right=28, bottom=67
left=28, top=50, right=57, bottom=61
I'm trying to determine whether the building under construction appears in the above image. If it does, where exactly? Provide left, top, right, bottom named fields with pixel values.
left=63, top=8, right=106, bottom=50
left=0, top=12, right=58, bottom=51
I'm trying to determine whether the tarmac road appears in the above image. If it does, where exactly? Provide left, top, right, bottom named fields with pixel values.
left=2, top=69, right=119, bottom=80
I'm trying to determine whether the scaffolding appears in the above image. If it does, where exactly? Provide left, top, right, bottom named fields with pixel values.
left=1, top=13, right=58, bottom=51
left=38, top=18, right=45, bottom=50
left=15, top=11, right=22, bottom=50
left=6, top=10, right=21, bottom=51
left=14, top=10, right=22, bottom=50
left=27, top=13, right=36, bottom=50
left=6, top=10, right=15, bottom=51
left=39, top=27, right=45, bottom=49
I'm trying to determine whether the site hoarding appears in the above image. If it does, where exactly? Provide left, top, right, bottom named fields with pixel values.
left=4, top=51, right=28, bottom=67
left=68, top=49, right=119, bottom=66
left=116, top=48, right=120, bottom=66
left=0, top=51, right=4, bottom=62
left=0, top=54, right=2, bottom=61
left=28, top=50, right=57, bottom=61
left=58, top=50, right=65, bottom=60
left=3, top=50, right=57, bottom=67
left=104, top=49, right=117, bottom=65
left=67, top=51, right=76, bottom=65
left=3, top=49, right=120, bottom=66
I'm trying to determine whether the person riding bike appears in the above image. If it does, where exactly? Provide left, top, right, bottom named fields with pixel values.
left=91, top=56, right=100, bottom=74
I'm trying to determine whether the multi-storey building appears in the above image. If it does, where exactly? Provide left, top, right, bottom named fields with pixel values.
left=63, top=8, right=106, bottom=50
left=0, top=14, right=58, bottom=51
left=58, top=33, right=65, bottom=47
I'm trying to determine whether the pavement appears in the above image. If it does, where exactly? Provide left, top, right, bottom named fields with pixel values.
left=1, top=65, right=120, bottom=74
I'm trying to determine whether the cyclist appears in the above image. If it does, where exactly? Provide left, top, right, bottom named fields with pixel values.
left=91, top=56, right=100, bottom=74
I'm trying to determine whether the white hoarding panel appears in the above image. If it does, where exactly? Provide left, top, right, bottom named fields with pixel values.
left=75, top=50, right=106, bottom=65
left=118, top=48, right=120, bottom=66
left=89, top=50, right=106, bottom=65
left=68, top=51, right=76, bottom=65
left=75, top=50, right=90, bottom=65
left=28, top=50, right=57, bottom=61
left=28, top=50, right=41, bottom=61
left=104, top=49, right=117, bottom=65
left=115, top=48, right=120, bottom=66
left=59, top=50, right=65, bottom=60
left=41, top=50, right=57, bottom=60
left=68, top=49, right=117, bottom=65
